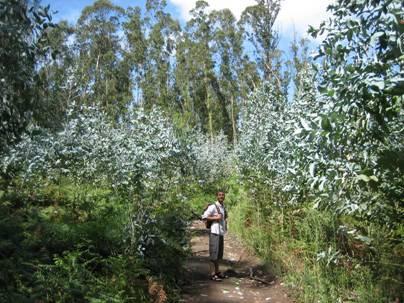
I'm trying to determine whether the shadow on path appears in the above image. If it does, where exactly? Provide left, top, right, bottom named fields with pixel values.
left=180, top=221, right=294, bottom=303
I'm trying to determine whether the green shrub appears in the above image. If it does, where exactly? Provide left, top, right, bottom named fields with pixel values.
left=0, top=178, right=191, bottom=302
left=228, top=182, right=403, bottom=302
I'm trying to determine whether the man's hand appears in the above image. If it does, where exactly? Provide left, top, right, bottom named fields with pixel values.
left=210, top=213, right=222, bottom=221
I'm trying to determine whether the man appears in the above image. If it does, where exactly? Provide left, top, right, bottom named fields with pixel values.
left=202, top=191, right=227, bottom=281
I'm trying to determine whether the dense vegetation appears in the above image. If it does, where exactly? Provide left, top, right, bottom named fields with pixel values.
left=1, top=0, right=403, bottom=302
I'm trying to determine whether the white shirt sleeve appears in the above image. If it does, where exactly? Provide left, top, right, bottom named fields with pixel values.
left=202, top=204, right=216, bottom=219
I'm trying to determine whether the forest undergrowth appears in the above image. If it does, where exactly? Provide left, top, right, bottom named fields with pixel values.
left=227, top=178, right=403, bottom=303
left=1, top=0, right=403, bottom=302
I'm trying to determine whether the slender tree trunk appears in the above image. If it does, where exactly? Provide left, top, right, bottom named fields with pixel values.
left=204, top=67, right=213, bottom=141
left=95, top=55, right=99, bottom=72
left=231, top=95, right=237, bottom=145
left=105, top=78, right=109, bottom=109
left=95, top=53, right=100, bottom=107
left=79, top=64, right=88, bottom=105
left=206, top=85, right=213, bottom=142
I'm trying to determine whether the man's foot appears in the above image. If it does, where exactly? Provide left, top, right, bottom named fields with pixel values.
left=210, top=274, right=223, bottom=281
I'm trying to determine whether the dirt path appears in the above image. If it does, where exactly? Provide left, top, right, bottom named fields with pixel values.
left=180, top=221, right=294, bottom=303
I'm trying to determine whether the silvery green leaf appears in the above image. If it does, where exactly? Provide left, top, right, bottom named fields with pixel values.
left=309, top=163, right=316, bottom=177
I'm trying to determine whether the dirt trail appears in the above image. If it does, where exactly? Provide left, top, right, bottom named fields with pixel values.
left=180, top=221, right=294, bottom=303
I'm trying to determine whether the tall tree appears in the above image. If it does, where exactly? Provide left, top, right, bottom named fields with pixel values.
left=123, top=6, right=146, bottom=105
left=240, top=0, right=286, bottom=92
left=173, top=31, right=195, bottom=129
left=182, top=0, right=216, bottom=139
left=210, top=9, right=244, bottom=143
left=288, top=35, right=311, bottom=100
left=309, top=0, right=403, bottom=226
left=35, top=21, right=76, bottom=129
left=141, top=0, right=181, bottom=111
left=75, top=0, right=130, bottom=120
left=0, top=0, right=52, bottom=152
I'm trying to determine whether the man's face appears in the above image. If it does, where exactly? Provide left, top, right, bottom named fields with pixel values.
left=217, top=192, right=225, bottom=203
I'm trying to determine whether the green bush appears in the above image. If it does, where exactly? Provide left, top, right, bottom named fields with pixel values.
left=0, top=177, right=192, bottom=302
left=228, top=181, right=403, bottom=302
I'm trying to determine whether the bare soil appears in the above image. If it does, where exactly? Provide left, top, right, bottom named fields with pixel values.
left=180, top=221, right=295, bottom=303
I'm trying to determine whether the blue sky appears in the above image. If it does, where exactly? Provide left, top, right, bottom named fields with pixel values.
left=45, top=0, right=182, bottom=24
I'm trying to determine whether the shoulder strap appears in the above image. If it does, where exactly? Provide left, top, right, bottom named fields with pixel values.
left=214, top=203, right=221, bottom=214
left=214, top=202, right=227, bottom=219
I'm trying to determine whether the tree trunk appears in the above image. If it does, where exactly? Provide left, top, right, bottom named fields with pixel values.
left=204, top=69, right=213, bottom=141
left=231, top=95, right=237, bottom=145
left=206, top=86, right=213, bottom=142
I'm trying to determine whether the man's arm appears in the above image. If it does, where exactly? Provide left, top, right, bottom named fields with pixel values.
left=202, top=205, right=222, bottom=222
left=206, top=213, right=222, bottom=222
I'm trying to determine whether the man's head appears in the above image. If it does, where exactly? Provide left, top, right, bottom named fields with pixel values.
left=216, top=191, right=225, bottom=203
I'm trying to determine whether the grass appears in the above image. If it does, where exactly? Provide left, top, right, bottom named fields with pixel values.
left=1, top=173, right=402, bottom=302
left=226, top=179, right=404, bottom=302
left=0, top=177, right=192, bottom=302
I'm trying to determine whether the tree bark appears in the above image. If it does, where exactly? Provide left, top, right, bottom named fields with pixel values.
left=231, top=96, right=237, bottom=145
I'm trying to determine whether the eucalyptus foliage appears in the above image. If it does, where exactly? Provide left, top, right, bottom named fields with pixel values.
left=1, top=103, right=193, bottom=301
left=237, top=67, right=321, bottom=202
left=237, top=82, right=287, bottom=181
left=189, top=130, right=235, bottom=184
left=235, top=5, right=403, bottom=300
left=307, top=0, right=403, bottom=221
left=2, top=105, right=181, bottom=193
left=238, top=0, right=403, bottom=221
left=0, top=0, right=52, bottom=152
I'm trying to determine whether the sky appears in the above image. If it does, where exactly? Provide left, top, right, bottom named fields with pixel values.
left=45, top=0, right=334, bottom=54
left=170, top=0, right=332, bottom=36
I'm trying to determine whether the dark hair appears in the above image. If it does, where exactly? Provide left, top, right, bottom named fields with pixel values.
left=216, top=190, right=225, bottom=195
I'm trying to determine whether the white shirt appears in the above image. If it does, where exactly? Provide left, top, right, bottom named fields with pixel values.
left=202, top=202, right=227, bottom=235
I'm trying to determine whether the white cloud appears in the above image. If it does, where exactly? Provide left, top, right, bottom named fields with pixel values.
left=169, top=0, right=333, bottom=36
left=276, top=0, right=333, bottom=37
left=169, top=0, right=256, bottom=20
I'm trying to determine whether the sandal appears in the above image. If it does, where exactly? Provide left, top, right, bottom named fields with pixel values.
left=216, top=272, right=228, bottom=279
left=210, top=274, right=222, bottom=281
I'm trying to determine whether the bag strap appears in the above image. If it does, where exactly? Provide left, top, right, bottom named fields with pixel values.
left=214, top=202, right=226, bottom=219
left=214, top=203, right=221, bottom=215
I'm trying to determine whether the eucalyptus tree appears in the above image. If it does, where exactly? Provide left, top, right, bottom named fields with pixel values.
left=181, top=0, right=246, bottom=140
left=237, top=58, right=320, bottom=204
left=237, top=81, right=287, bottom=182
left=3, top=105, right=182, bottom=195
left=175, top=2, right=261, bottom=142
left=123, top=6, right=146, bottom=105
left=35, top=21, right=76, bottom=130
left=288, top=36, right=311, bottom=100
left=290, top=1, right=403, bottom=298
left=75, top=0, right=130, bottom=121
left=240, top=0, right=288, bottom=94
left=210, top=9, right=244, bottom=144
left=240, top=0, right=280, bottom=77
left=0, top=0, right=52, bottom=153
left=308, top=0, right=403, bottom=223
left=174, top=31, right=196, bottom=129
left=189, top=130, right=235, bottom=184
left=173, top=1, right=211, bottom=131
left=141, top=0, right=181, bottom=112
left=283, top=64, right=321, bottom=201
left=181, top=0, right=217, bottom=139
